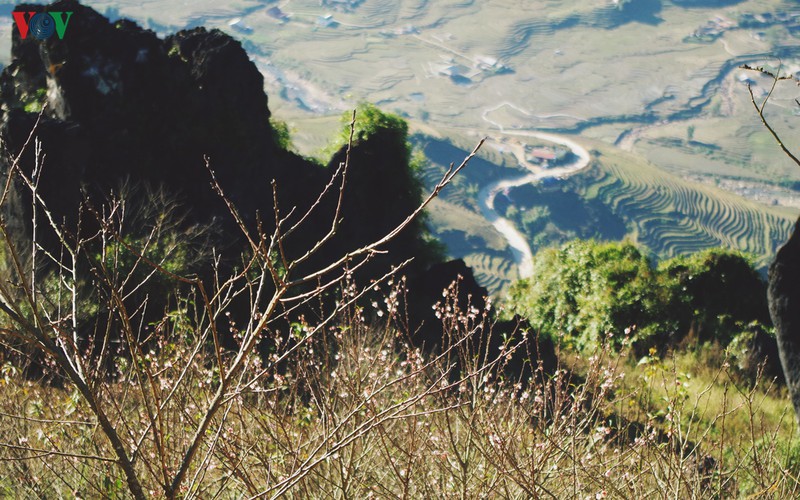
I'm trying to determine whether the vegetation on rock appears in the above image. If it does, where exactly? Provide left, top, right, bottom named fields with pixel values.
left=506, top=240, right=773, bottom=357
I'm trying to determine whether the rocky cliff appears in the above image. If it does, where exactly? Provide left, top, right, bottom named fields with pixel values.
left=0, top=0, right=493, bottom=353
left=0, top=0, right=322, bottom=233
left=769, top=218, right=800, bottom=421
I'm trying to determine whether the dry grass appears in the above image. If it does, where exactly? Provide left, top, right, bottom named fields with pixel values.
left=0, top=110, right=798, bottom=499
left=1, top=304, right=798, bottom=498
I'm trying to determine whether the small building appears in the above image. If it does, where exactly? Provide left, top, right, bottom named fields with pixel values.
left=317, top=14, right=338, bottom=28
left=476, top=55, right=498, bottom=69
left=529, top=148, right=557, bottom=162
left=228, top=18, right=253, bottom=34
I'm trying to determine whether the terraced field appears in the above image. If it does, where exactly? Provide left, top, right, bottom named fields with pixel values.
left=423, top=133, right=798, bottom=293
left=419, top=138, right=521, bottom=294
left=568, top=140, right=797, bottom=268
left=462, top=253, right=517, bottom=294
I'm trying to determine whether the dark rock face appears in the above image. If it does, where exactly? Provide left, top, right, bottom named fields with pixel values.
left=732, top=323, right=783, bottom=385
left=768, top=217, right=800, bottom=420
left=405, top=261, right=558, bottom=380
left=325, top=125, right=435, bottom=276
left=407, top=259, right=488, bottom=350
left=492, top=315, right=558, bottom=380
left=0, top=1, right=493, bottom=367
left=1, top=0, right=321, bottom=235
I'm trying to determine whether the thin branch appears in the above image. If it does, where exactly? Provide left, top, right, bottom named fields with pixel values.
left=0, top=443, right=116, bottom=463
left=284, top=109, right=355, bottom=269
left=742, top=63, right=800, bottom=168
left=286, top=138, right=485, bottom=289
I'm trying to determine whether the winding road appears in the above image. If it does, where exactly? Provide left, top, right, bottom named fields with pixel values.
left=477, top=131, right=592, bottom=279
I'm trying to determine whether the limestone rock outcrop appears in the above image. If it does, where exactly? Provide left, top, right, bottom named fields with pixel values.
left=768, top=218, right=800, bottom=420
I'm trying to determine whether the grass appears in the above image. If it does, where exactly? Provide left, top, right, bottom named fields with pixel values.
left=2, top=312, right=798, bottom=498
left=628, top=347, right=793, bottom=443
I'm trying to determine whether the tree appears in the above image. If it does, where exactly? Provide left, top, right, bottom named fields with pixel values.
left=324, top=104, right=443, bottom=276
left=506, top=239, right=660, bottom=351
left=506, top=240, right=770, bottom=354
left=658, top=248, right=769, bottom=345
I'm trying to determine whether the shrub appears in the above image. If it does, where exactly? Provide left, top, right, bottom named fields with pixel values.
left=270, top=118, right=293, bottom=151
left=658, top=248, right=770, bottom=345
left=506, top=239, right=662, bottom=351
left=506, top=241, right=771, bottom=353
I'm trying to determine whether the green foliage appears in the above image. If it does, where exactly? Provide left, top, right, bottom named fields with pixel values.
left=79, top=188, right=212, bottom=342
left=321, top=103, right=410, bottom=160
left=506, top=240, right=770, bottom=353
left=408, top=148, right=427, bottom=175
left=321, top=103, right=444, bottom=268
left=519, top=205, right=551, bottom=235
left=100, top=474, right=128, bottom=499
left=345, top=102, right=409, bottom=145
left=507, top=239, right=661, bottom=351
left=101, top=230, right=191, bottom=280
left=657, top=248, right=769, bottom=345
left=22, top=88, right=47, bottom=114
left=271, top=118, right=293, bottom=151
left=731, top=436, right=800, bottom=497
left=726, top=321, right=776, bottom=382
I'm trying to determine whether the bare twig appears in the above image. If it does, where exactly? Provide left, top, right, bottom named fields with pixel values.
left=741, top=63, right=800, bottom=168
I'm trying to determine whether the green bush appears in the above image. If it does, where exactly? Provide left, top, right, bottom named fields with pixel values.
left=321, top=103, right=444, bottom=269
left=658, top=248, right=770, bottom=345
left=506, top=241, right=770, bottom=354
left=320, top=103, right=410, bottom=160
left=506, top=239, right=662, bottom=351
left=270, top=118, right=293, bottom=151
